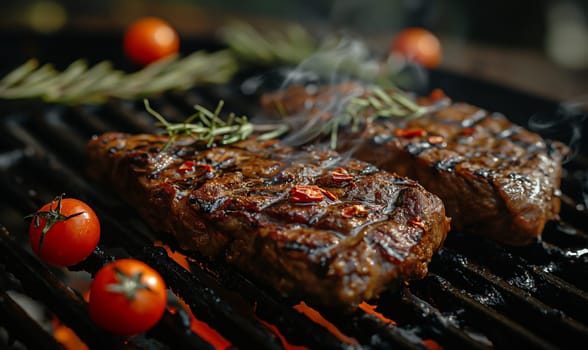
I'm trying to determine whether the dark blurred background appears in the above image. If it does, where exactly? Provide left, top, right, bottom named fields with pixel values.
left=0, top=0, right=587, bottom=102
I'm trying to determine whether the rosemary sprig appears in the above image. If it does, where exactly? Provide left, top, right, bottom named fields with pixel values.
left=0, top=50, right=238, bottom=105
left=144, top=99, right=288, bottom=151
left=321, top=86, right=428, bottom=148
left=144, top=99, right=254, bottom=151
left=219, top=21, right=317, bottom=66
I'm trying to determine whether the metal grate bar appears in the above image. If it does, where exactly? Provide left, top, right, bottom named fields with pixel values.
left=15, top=156, right=287, bottom=350
left=186, top=252, right=352, bottom=350
left=0, top=229, right=129, bottom=349
left=413, top=274, right=559, bottom=350
left=397, top=289, right=494, bottom=350
left=444, top=232, right=588, bottom=292
left=1, top=80, right=587, bottom=350
left=0, top=290, right=63, bottom=350
left=431, top=249, right=588, bottom=348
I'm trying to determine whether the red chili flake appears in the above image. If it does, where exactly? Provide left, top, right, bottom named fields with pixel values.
left=332, top=168, right=354, bottom=182
left=461, top=128, right=474, bottom=136
left=427, top=135, right=445, bottom=144
left=179, top=161, right=213, bottom=174
left=429, top=88, right=446, bottom=101
left=198, top=163, right=214, bottom=173
left=408, top=216, right=427, bottom=230
left=394, top=128, right=427, bottom=138
left=319, top=188, right=338, bottom=201
left=178, top=160, right=195, bottom=173
left=289, top=185, right=338, bottom=203
left=290, top=185, right=325, bottom=204
left=341, top=204, right=369, bottom=218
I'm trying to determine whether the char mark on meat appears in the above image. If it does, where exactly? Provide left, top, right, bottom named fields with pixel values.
left=261, top=84, right=569, bottom=246
left=87, top=133, right=450, bottom=307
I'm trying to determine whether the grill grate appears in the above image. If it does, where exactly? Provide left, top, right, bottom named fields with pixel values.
left=1, top=83, right=587, bottom=350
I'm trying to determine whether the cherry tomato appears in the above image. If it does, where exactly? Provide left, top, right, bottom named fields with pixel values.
left=88, top=259, right=168, bottom=336
left=123, top=17, right=180, bottom=66
left=27, top=194, right=100, bottom=267
left=389, top=27, right=442, bottom=68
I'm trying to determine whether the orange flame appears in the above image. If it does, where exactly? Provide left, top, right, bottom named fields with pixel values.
left=423, top=338, right=444, bottom=350
left=156, top=240, right=231, bottom=349
left=52, top=317, right=89, bottom=350
left=174, top=297, right=232, bottom=350
left=293, top=302, right=358, bottom=345
left=256, top=316, right=309, bottom=350
left=358, top=301, right=397, bottom=326
left=154, top=240, right=192, bottom=272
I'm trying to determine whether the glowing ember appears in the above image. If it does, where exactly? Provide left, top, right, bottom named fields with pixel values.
left=52, top=317, right=89, bottom=350
left=293, top=302, right=358, bottom=345
left=154, top=240, right=192, bottom=272
left=156, top=241, right=231, bottom=349
left=423, top=338, right=444, bottom=350
left=174, top=297, right=232, bottom=350
left=255, top=314, right=309, bottom=350
left=358, top=301, right=397, bottom=326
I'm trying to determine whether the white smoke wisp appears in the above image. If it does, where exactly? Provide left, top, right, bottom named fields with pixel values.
left=272, top=36, right=374, bottom=149
left=529, top=95, right=588, bottom=211
left=259, top=34, right=429, bottom=149
left=528, top=96, right=587, bottom=164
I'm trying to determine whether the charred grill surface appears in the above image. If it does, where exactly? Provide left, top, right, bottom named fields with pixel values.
left=0, top=86, right=586, bottom=349
left=261, top=85, right=569, bottom=245
left=86, top=132, right=449, bottom=307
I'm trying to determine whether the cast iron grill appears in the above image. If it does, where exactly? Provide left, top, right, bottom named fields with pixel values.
left=1, top=80, right=587, bottom=350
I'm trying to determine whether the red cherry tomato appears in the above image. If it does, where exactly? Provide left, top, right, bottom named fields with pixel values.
left=27, top=194, right=100, bottom=267
left=389, top=27, right=442, bottom=68
left=123, top=17, right=180, bottom=66
left=88, top=259, right=168, bottom=336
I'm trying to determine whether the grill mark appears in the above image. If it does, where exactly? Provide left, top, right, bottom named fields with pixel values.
left=497, top=126, right=523, bottom=139
left=371, top=134, right=392, bottom=145
left=474, top=168, right=496, bottom=179
left=189, top=193, right=228, bottom=213
left=434, top=158, right=463, bottom=173
left=406, top=141, right=433, bottom=156
left=461, top=109, right=488, bottom=128
left=359, top=164, right=379, bottom=175
left=508, top=173, right=531, bottom=183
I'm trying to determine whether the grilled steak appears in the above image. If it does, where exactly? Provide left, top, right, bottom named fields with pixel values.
left=261, top=84, right=569, bottom=246
left=87, top=133, right=450, bottom=307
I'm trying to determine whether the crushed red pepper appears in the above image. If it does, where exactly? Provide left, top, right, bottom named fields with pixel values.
left=394, top=128, right=427, bottom=138
left=428, top=88, right=446, bottom=101
left=179, top=160, right=195, bottom=173
left=427, top=135, right=445, bottom=144
left=198, top=163, right=214, bottom=173
left=331, top=168, right=357, bottom=188
left=319, top=188, right=338, bottom=201
left=179, top=161, right=213, bottom=174
left=461, top=128, right=474, bottom=136
left=290, top=185, right=337, bottom=204
left=408, top=216, right=427, bottom=230
left=341, top=204, right=369, bottom=218
left=331, top=168, right=354, bottom=182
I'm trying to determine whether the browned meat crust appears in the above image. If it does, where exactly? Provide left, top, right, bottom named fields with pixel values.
left=261, top=85, right=568, bottom=246
left=87, top=133, right=450, bottom=307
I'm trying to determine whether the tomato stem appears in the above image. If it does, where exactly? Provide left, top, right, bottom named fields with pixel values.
left=107, top=267, right=153, bottom=300
left=24, top=193, right=84, bottom=250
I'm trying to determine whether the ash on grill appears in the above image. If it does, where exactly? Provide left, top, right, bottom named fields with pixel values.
left=1, top=86, right=587, bottom=350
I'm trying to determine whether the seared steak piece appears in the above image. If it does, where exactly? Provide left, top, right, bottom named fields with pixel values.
left=87, top=133, right=449, bottom=307
left=261, top=84, right=569, bottom=246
